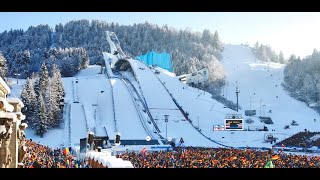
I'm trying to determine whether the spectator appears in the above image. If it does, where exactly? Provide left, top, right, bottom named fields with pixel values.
left=22, top=139, right=76, bottom=168
left=118, top=146, right=320, bottom=168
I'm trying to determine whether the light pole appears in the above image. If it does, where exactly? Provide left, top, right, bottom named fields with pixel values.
left=263, top=104, right=266, bottom=116
left=235, top=86, right=240, bottom=112
left=164, top=115, right=169, bottom=141
left=14, top=73, right=20, bottom=84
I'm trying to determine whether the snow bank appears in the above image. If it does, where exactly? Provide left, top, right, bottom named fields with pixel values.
left=6, top=97, right=24, bottom=108
left=0, top=77, right=10, bottom=94
left=0, top=97, right=14, bottom=112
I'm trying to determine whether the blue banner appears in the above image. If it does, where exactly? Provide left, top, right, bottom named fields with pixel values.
left=136, top=51, right=172, bottom=72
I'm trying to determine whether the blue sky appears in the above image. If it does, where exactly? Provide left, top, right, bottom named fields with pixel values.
left=1, top=12, right=320, bottom=59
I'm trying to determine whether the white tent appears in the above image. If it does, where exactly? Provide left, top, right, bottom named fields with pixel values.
left=86, top=151, right=134, bottom=168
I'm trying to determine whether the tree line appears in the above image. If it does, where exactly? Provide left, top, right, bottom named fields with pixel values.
left=252, top=42, right=285, bottom=64
left=283, top=50, right=320, bottom=113
left=0, top=19, right=225, bottom=96
left=0, top=20, right=227, bottom=137
left=20, top=63, right=64, bottom=137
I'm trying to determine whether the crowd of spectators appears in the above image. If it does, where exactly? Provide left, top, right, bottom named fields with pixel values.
left=21, top=139, right=90, bottom=168
left=21, top=138, right=320, bottom=168
left=275, top=131, right=320, bottom=148
left=118, top=147, right=320, bottom=168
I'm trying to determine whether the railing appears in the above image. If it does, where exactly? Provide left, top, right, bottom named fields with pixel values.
left=103, top=63, right=118, bottom=132
left=109, top=78, right=118, bottom=132
left=145, top=64, right=230, bottom=147
left=68, top=103, right=72, bottom=147
left=72, top=78, right=79, bottom=103
left=118, top=77, right=155, bottom=139
left=81, top=104, right=89, bottom=131
left=126, top=60, right=148, bottom=108
left=116, top=72, right=162, bottom=136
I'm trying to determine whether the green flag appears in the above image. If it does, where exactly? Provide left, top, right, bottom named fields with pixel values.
left=264, top=160, right=274, bottom=168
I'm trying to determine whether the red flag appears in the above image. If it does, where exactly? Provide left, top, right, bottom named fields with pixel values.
left=271, top=155, right=279, bottom=160
left=63, top=148, right=69, bottom=155
left=139, top=147, right=147, bottom=157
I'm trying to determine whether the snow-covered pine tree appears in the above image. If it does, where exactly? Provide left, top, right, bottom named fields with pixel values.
left=283, top=51, right=320, bottom=108
left=213, top=30, right=223, bottom=52
left=21, top=78, right=31, bottom=121
left=47, top=85, right=60, bottom=127
left=52, top=64, right=65, bottom=100
left=20, top=50, right=31, bottom=78
left=204, top=55, right=225, bottom=94
left=10, top=50, right=31, bottom=78
left=38, top=62, right=49, bottom=96
left=28, top=80, right=38, bottom=126
left=80, top=47, right=89, bottom=69
left=303, top=74, right=316, bottom=102
left=279, top=51, right=285, bottom=64
left=20, top=80, right=30, bottom=115
left=44, top=47, right=58, bottom=74
left=36, top=93, right=48, bottom=137
left=50, top=64, right=64, bottom=125
left=21, top=78, right=38, bottom=126
left=0, top=52, right=7, bottom=80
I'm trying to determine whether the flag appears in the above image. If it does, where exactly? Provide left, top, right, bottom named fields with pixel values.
left=230, top=156, right=237, bottom=161
left=280, top=144, right=285, bottom=152
left=264, top=160, right=274, bottom=168
left=63, top=148, right=69, bottom=155
left=139, top=147, right=147, bottom=157
left=271, top=155, right=279, bottom=160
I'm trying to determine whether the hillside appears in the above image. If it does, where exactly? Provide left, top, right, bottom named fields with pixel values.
left=9, top=44, right=320, bottom=149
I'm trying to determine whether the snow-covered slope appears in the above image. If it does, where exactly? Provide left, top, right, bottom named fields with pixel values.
left=129, top=60, right=219, bottom=146
left=10, top=45, right=320, bottom=149
left=222, top=45, right=319, bottom=133
left=111, top=78, right=150, bottom=139
left=154, top=44, right=320, bottom=147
